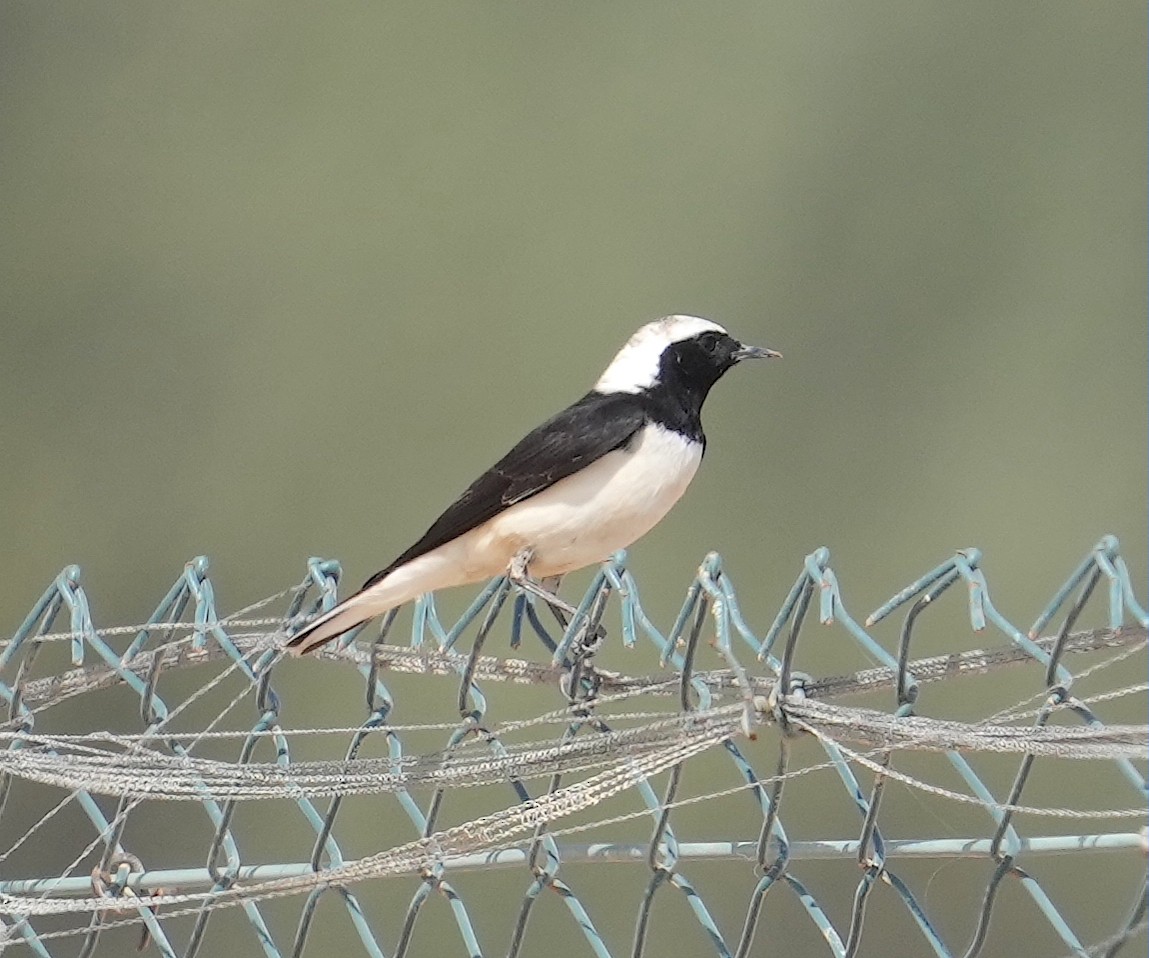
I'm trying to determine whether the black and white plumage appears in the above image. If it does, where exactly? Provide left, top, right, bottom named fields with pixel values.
left=286, top=315, right=780, bottom=655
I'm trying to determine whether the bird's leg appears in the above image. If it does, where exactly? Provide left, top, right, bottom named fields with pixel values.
left=507, top=550, right=606, bottom=649
left=507, top=549, right=581, bottom=617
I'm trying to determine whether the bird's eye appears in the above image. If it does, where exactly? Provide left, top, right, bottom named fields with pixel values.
left=699, top=332, right=721, bottom=353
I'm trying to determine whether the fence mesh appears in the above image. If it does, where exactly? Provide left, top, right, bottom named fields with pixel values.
left=0, top=535, right=1145, bottom=957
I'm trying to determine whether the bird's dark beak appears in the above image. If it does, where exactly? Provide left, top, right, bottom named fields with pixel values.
left=732, top=343, right=782, bottom=362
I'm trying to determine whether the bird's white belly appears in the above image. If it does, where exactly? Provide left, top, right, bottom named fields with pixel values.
left=471, top=423, right=703, bottom=578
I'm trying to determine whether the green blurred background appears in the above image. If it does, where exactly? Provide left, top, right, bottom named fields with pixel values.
left=1, top=2, right=1145, bottom=956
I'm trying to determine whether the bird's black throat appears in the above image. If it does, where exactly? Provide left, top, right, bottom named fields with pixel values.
left=637, top=333, right=743, bottom=446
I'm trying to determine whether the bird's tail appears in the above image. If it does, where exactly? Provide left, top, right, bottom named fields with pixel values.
left=284, top=550, right=463, bottom=655
left=284, top=591, right=379, bottom=655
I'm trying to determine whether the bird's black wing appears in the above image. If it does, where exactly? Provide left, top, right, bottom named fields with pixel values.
left=362, top=391, right=648, bottom=589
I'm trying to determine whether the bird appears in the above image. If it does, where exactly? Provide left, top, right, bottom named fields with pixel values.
left=286, top=315, right=780, bottom=655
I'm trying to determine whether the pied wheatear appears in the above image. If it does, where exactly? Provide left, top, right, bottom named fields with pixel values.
left=286, top=315, right=780, bottom=654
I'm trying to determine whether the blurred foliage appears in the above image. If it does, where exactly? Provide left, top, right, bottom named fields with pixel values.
left=0, top=2, right=1145, bottom=956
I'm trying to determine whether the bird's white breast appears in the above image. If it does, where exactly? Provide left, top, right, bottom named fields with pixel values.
left=474, top=423, right=704, bottom=578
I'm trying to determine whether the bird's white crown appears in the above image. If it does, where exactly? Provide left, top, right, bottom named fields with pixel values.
left=594, top=315, right=727, bottom=394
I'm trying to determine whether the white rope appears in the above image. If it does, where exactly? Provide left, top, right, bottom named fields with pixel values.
left=0, top=577, right=1143, bottom=950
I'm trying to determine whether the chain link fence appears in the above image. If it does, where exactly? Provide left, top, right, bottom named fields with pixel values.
left=0, top=535, right=1145, bottom=957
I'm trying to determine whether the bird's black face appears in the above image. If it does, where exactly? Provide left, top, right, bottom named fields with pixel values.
left=658, top=330, right=779, bottom=400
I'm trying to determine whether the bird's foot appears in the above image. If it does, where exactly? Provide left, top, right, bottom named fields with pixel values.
left=507, top=550, right=606, bottom=652
left=507, top=549, right=579, bottom=615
